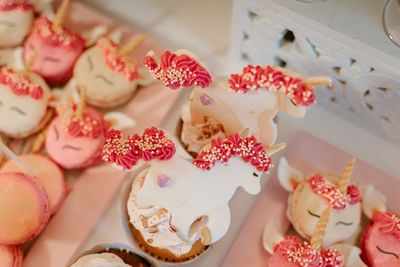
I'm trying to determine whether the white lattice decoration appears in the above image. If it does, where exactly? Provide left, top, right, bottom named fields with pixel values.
left=229, top=0, right=400, bottom=144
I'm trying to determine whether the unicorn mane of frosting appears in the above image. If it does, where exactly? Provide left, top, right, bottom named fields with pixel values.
left=143, top=50, right=212, bottom=89
left=308, top=175, right=361, bottom=210
left=193, top=133, right=272, bottom=172
left=0, top=67, right=43, bottom=100
left=33, top=17, right=85, bottom=49
left=274, top=236, right=343, bottom=267
left=101, top=127, right=176, bottom=170
left=0, top=0, right=33, bottom=11
left=97, top=37, right=140, bottom=81
left=372, top=211, right=400, bottom=240
left=228, top=65, right=315, bottom=106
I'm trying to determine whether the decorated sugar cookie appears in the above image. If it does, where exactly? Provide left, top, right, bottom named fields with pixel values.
left=102, top=126, right=284, bottom=262
left=0, top=0, right=34, bottom=48
left=23, top=0, right=86, bottom=85
left=0, top=66, right=51, bottom=138
left=277, top=158, right=362, bottom=246
left=144, top=50, right=330, bottom=154
left=74, top=35, right=146, bottom=108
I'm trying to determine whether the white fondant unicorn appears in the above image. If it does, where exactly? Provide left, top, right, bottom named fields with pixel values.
left=102, top=127, right=284, bottom=256
left=143, top=50, right=331, bottom=153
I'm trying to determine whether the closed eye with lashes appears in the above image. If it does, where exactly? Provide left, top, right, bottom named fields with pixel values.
left=10, top=106, right=26, bottom=115
left=0, top=20, right=16, bottom=28
left=335, top=221, right=354, bottom=226
left=376, top=245, right=399, bottom=259
left=43, top=57, right=61, bottom=63
left=307, top=209, right=320, bottom=218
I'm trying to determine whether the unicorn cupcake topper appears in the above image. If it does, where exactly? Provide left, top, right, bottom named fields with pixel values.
left=102, top=126, right=283, bottom=262
left=143, top=50, right=331, bottom=155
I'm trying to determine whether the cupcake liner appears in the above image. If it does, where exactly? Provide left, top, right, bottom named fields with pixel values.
left=119, top=170, right=210, bottom=265
left=70, top=242, right=156, bottom=267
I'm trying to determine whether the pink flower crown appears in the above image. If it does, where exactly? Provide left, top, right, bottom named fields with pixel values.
left=228, top=65, right=315, bottom=106
left=143, top=50, right=212, bottom=89
left=61, top=104, right=106, bottom=139
left=372, top=211, right=400, bottom=241
left=308, top=175, right=361, bottom=210
left=33, top=17, right=85, bottom=50
left=274, top=236, right=343, bottom=267
left=193, top=133, right=272, bottom=172
left=101, top=127, right=176, bottom=170
left=0, top=67, right=43, bottom=100
left=0, top=0, right=33, bottom=12
left=97, top=37, right=140, bottom=82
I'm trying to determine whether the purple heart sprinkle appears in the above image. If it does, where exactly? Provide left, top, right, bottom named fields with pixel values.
left=157, top=175, right=171, bottom=188
left=200, top=93, right=214, bottom=106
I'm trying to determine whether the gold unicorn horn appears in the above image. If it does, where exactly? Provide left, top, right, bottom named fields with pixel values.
left=24, top=47, right=38, bottom=75
left=118, top=34, right=146, bottom=56
left=338, top=158, right=356, bottom=193
left=304, top=76, right=332, bottom=88
left=263, top=143, right=286, bottom=156
left=53, top=0, right=69, bottom=32
left=310, top=206, right=332, bottom=250
left=76, top=84, right=87, bottom=119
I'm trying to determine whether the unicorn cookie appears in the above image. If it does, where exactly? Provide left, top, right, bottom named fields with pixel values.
left=102, top=127, right=283, bottom=263
left=358, top=186, right=400, bottom=267
left=73, top=35, right=146, bottom=108
left=277, top=158, right=362, bottom=247
left=0, top=66, right=51, bottom=138
left=0, top=0, right=34, bottom=48
left=23, top=0, right=86, bottom=85
left=143, top=50, right=330, bottom=154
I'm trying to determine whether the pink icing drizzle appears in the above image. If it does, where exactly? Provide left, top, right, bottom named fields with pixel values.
left=192, top=133, right=272, bottom=172
left=101, top=127, right=176, bottom=170
left=0, top=0, right=33, bottom=11
left=228, top=65, right=315, bottom=106
left=273, top=236, right=343, bottom=267
left=143, top=50, right=212, bottom=90
left=32, top=17, right=85, bottom=50
left=308, top=175, right=361, bottom=210
left=0, top=67, right=43, bottom=100
left=97, top=37, right=140, bottom=81
left=372, top=211, right=400, bottom=241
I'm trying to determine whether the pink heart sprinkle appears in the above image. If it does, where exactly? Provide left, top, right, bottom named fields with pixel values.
left=200, top=93, right=213, bottom=105
left=157, top=175, right=171, bottom=188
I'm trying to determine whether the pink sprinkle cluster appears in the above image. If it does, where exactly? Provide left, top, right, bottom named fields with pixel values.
left=372, top=211, right=400, bottom=241
left=64, top=105, right=105, bottom=139
left=193, top=134, right=272, bottom=172
left=97, top=37, right=140, bottom=81
left=0, top=67, right=43, bottom=100
left=308, top=175, right=361, bottom=210
left=228, top=65, right=315, bottom=106
left=0, top=0, right=33, bottom=11
left=101, top=127, right=176, bottom=170
left=274, top=236, right=343, bottom=267
left=143, top=50, right=212, bottom=90
left=33, top=17, right=85, bottom=50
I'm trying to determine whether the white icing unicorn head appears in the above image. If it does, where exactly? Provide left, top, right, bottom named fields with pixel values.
left=143, top=50, right=330, bottom=153
left=278, top=157, right=363, bottom=247
left=102, top=127, right=284, bottom=257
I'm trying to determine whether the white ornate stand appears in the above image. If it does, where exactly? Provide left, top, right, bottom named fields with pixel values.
left=229, top=0, right=400, bottom=144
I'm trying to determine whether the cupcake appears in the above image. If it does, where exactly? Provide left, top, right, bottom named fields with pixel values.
left=0, top=153, right=66, bottom=215
left=23, top=0, right=85, bottom=85
left=74, top=35, right=145, bottom=108
left=0, top=66, right=52, bottom=138
left=0, top=172, right=50, bottom=244
left=277, top=157, right=362, bottom=246
left=71, top=243, right=154, bottom=267
left=0, top=244, right=23, bottom=267
left=0, top=0, right=34, bottom=48
left=102, top=127, right=283, bottom=262
left=143, top=50, right=330, bottom=155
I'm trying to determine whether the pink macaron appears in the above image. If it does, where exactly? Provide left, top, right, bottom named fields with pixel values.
left=0, top=244, right=23, bottom=267
left=1, top=154, right=66, bottom=215
left=23, top=17, right=85, bottom=85
left=0, top=172, right=50, bottom=245
left=45, top=106, right=107, bottom=169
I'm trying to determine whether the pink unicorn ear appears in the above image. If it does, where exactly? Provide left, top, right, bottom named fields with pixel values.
left=143, top=50, right=212, bottom=90
left=101, top=127, right=176, bottom=171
